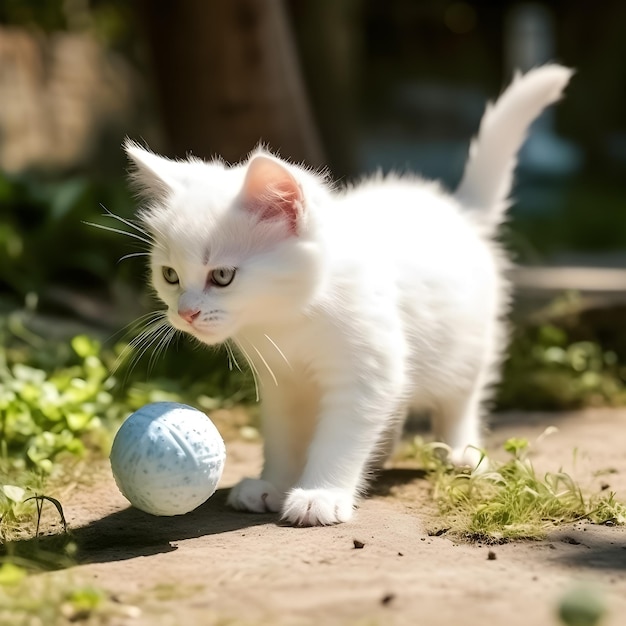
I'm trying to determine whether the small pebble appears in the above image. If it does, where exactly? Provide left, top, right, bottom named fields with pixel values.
left=487, top=550, right=497, bottom=561
left=353, top=539, right=365, bottom=549
left=381, top=593, right=396, bottom=606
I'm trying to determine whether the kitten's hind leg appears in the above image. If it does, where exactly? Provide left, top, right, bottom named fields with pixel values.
left=369, top=412, right=406, bottom=470
left=432, top=385, right=487, bottom=470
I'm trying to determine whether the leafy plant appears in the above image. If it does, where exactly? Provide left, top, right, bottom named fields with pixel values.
left=0, top=472, right=76, bottom=569
left=0, top=335, right=126, bottom=473
left=0, top=483, right=39, bottom=543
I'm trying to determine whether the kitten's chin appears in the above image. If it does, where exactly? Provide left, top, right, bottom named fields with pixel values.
left=170, top=322, right=233, bottom=346
left=187, top=327, right=234, bottom=346
left=194, top=334, right=229, bottom=347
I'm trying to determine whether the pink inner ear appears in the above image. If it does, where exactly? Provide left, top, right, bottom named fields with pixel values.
left=240, top=156, right=303, bottom=234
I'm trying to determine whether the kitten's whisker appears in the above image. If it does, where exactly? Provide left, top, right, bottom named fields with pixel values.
left=127, top=322, right=171, bottom=375
left=132, top=319, right=170, bottom=348
left=225, top=344, right=233, bottom=371
left=127, top=318, right=168, bottom=348
left=111, top=324, right=159, bottom=373
left=234, top=340, right=261, bottom=402
left=248, top=341, right=278, bottom=387
left=106, top=310, right=166, bottom=344
left=225, top=340, right=243, bottom=373
left=263, top=334, right=292, bottom=370
left=224, top=343, right=234, bottom=371
left=118, top=252, right=151, bottom=263
left=99, top=204, right=153, bottom=240
left=148, top=326, right=177, bottom=374
left=83, top=221, right=154, bottom=246
left=112, top=315, right=170, bottom=375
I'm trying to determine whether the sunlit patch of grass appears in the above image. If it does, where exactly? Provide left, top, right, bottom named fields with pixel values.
left=405, top=434, right=626, bottom=542
left=0, top=470, right=46, bottom=543
left=0, top=563, right=140, bottom=625
left=0, top=484, right=76, bottom=572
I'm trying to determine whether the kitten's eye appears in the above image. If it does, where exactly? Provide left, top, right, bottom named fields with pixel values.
left=162, top=266, right=179, bottom=285
left=210, top=267, right=236, bottom=287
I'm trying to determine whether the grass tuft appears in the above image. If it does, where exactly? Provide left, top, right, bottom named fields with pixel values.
left=406, top=434, right=626, bottom=542
left=0, top=563, right=141, bottom=625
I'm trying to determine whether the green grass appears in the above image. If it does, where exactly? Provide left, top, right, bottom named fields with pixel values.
left=406, top=435, right=626, bottom=542
left=0, top=563, right=141, bottom=625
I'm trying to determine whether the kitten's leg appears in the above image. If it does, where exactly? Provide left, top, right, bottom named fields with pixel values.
left=227, top=383, right=310, bottom=513
left=375, top=414, right=406, bottom=466
left=281, top=384, right=397, bottom=526
left=432, top=384, right=486, bottom=470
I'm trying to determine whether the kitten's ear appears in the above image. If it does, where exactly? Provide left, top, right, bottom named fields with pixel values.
left=124, top=139, right=183, bottom=200
left=240, top=155, right=304, bottom=234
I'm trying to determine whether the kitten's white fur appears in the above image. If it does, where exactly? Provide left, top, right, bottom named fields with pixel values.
left=125, top=65, right=572, bottom=526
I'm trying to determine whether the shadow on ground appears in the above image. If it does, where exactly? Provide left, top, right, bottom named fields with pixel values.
left=548, top=527, right=626, bottom=571
left=368, top=468, right=428, bottom=497
left=3, top=468, right=430, bottom=568
left=1, top=488, right=275, bottom=568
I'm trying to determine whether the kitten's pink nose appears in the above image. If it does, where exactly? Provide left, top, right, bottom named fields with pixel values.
left=178, top=308, right=201, bottom=324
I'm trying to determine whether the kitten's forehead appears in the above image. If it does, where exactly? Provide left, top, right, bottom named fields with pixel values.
left=143, top=163, right=244, bottom=245
left=150, top=216, right=227, bottom=266
left=173, top=164, right=244, bottom=215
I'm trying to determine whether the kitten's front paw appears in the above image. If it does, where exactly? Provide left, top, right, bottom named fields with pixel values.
left=281, top=488, right=354, bottom=526
left=227, top=478, right=283, bottom=513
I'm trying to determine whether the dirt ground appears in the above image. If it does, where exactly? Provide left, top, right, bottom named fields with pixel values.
left=50, top=409, right=626, bottom=625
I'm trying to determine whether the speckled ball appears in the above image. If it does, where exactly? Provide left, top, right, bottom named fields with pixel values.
left=109, top=402, right=226, bottom=516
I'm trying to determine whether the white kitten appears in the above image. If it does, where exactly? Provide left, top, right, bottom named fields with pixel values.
left=125, top=65, right=572, bottom=526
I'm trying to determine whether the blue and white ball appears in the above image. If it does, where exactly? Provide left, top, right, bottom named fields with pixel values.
left=110, top=402, right=226, bottom=516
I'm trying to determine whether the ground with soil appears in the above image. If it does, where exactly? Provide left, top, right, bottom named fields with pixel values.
left=31, top=409, right=626, bottom=625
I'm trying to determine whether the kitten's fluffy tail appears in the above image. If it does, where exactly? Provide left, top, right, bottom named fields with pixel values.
left=455, top=64, right=573, bottom=231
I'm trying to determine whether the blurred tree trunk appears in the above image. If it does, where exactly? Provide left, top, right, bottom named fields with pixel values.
left=136, top=0, right=324, bottom=166
left=288, top=0, right=363, bottom=178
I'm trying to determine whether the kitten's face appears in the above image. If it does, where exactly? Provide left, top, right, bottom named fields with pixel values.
left=126, top=144, right=324, bottom=346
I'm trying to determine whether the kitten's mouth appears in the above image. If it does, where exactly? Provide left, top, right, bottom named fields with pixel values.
left=168, top=312, right=233, bottom=345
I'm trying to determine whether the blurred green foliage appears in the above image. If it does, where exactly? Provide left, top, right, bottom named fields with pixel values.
left=508, top=175, right=626, bottom=260
left=0, top=0, right=136, bottom=49
left=497, top=309, right=626, bottom=410
left=0, top=171, right=139, bottom=308
left=0, top=0, right=67, bottom=31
